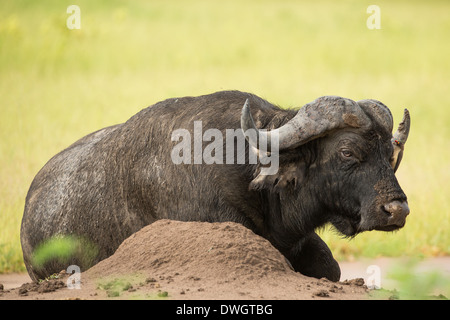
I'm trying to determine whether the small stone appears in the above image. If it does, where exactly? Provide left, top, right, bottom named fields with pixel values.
left=313, top=290, right=330, bottom=297
left=18, top=288, right=28, bottom=296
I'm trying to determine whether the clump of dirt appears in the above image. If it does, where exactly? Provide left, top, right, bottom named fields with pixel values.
left=1, top=220, right=370, bottom=300
left=16, top=271, right=68, bottom=296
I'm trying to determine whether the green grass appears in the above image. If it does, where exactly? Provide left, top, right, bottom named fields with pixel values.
left=97, top=277, right=134, bottom=298
left=1, top=0, right=449, bottom=273
left=96, top=274, right=169, bottom=299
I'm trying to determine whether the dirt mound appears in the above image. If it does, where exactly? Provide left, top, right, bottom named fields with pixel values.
left=87, top=219, right=292, bottom=281
left=1, top=220, right=369, bottom=299
left=82, top=219, right=367, bottom=299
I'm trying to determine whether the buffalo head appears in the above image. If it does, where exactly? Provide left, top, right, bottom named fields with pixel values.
left=241, top=96, right=410, bottom=237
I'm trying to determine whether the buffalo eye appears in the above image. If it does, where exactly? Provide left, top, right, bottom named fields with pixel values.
left=341, top=150, right=353, bottom=158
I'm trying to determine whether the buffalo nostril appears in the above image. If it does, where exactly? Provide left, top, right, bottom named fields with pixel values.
left=384, top=201, right=410, bottom=216
left=381, top=205, right=392, bottom=217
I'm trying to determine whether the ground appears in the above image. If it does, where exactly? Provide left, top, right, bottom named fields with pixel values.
left=0, top=220, right=448, bottom=300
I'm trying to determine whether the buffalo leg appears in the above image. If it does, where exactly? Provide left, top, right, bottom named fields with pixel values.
left=285, top=233, right=341, bottom=282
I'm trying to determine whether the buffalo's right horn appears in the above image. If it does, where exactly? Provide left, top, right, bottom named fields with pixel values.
left=241, top=96, right=371, bottom=151
left=390, top=109, right=410, bottom=172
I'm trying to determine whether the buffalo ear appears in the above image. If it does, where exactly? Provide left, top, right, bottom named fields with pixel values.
left=249, top=162, right=306, bottom=192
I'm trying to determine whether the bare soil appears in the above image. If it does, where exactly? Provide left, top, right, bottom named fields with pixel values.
left=0, top=220, right=370, bottom=300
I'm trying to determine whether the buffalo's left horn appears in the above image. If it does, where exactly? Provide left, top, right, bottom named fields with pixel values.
left=241, top=96, right=371, bottom=151
left=390, top=109, right=410, bottom=172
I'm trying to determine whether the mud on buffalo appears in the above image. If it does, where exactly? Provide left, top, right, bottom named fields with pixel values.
left=21, top=90, right=410, bottom=282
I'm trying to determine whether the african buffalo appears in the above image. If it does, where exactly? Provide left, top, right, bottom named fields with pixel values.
left=21, top=90, right=410, bottom=282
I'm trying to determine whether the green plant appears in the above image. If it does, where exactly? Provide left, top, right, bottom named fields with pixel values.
left=370, top=259, right=449, bottom=300
left=387, top=259, right=449, bottom=300
left=31, top=235, right=98, bottom=270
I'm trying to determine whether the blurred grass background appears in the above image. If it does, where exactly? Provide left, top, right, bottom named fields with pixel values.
left=0, top=0, right=449, bottom=273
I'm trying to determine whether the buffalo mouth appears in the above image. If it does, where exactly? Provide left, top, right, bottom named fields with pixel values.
left=373, top=225, right=402, bottom=232
left=330, top=201, right=408, bottom=236
left=360, top=215, right=406, bottom=233
left=361, top=218, right=407, bottom=233
left=332, top=210, right=406, bottom=236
